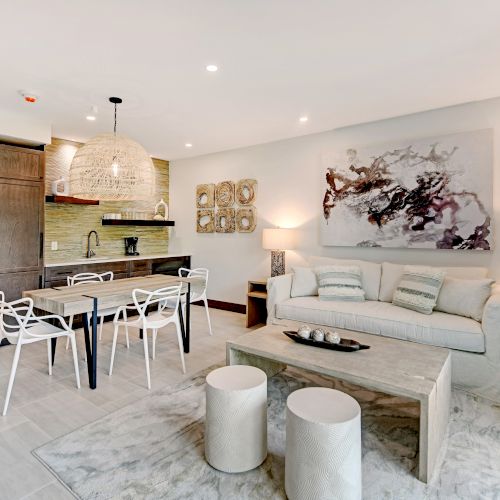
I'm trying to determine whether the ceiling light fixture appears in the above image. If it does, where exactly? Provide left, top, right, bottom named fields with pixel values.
left=206, top=64, right=218, bottom=72
left=299, top=116, right=308, bottom=123
left=86, top=115, right=96, bottom=121
left=185, top=143, right=193, bottom=148
left=70, top=97, right=155, bottom=201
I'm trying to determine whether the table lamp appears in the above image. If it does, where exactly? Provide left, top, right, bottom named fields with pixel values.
left=262, top=228, right=296, bottom=277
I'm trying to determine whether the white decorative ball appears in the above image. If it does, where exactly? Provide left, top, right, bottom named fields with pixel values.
left=312, top=329, right=326, bottom=342
left=325, top=331, right=341, bottom=344
left=297, top=326, right=312, bottom=339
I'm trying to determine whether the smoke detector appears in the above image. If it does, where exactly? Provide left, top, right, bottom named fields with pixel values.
left=19, top=90, right=39, bottom=103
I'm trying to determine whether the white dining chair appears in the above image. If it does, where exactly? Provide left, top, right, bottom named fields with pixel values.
left=109, top=285, right=185, bottom=390
left=0, top=293, right=80, bottom=416
left=177, top=268, right=212, bottom=336
left=65, top=271, right=124, bottom=348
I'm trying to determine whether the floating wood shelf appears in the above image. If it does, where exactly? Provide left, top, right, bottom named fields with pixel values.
left=45, top=195, right=100, bottom=205
left=101, top=219, right=175, bottom=227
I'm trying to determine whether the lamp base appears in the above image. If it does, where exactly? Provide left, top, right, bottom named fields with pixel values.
left=271, top=250, right=285, bottom=277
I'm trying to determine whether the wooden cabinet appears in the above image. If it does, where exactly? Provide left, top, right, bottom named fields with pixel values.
left=0, top=145, right=44, bottom=301
left=246, top=279, right=268, bottom=328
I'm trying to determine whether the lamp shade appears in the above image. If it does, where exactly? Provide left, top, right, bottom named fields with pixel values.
left=262, top=228, right=296, bottom=250
left=70, top=133, right=156, bottom=201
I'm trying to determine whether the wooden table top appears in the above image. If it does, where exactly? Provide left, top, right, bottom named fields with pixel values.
left=227, top=325, right=450, bottom=400
left=23, top=275, right=203, bottom=317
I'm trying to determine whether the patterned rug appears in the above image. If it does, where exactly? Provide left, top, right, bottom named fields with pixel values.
left=33, top=365, right=500, bottom=499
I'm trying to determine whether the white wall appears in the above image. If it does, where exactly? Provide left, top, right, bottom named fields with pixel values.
left=170, top=97, right=500, bottom=305
left=0, top=108, right=51, bottom=145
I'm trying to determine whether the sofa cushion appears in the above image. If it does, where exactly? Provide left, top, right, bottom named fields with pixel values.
left=379, top=262, right=489, bottom=302
left=436, top=277, right=494, bottom=321
left=275, top=297, right=484, bottom=353
left=392, top=265, right=445, bottom=315
left=315, top=265, right=365, bottom=301
left=308, top=256, right=381, bottom=301
left=291, top=267, right=318, bottom=298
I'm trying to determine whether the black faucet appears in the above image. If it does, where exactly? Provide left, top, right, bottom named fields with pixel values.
left=86, top=230, right=100, bottom=258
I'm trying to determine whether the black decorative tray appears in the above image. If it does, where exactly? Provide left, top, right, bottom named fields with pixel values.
left=283, top=331, right=370, bottom=352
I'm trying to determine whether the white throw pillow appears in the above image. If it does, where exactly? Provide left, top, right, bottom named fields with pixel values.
left=379, top=262, right=489, bottom=303
left=392, top=266, right=445, bottom=315
left=315, top=265, right=365, bottom=301
left=436, top=277, right=494, bottom=321
left=309, top=256, right=381, bottom=300
left=291, top=267, right=318, bottom=297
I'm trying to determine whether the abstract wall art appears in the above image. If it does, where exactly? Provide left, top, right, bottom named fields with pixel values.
left=321, top=129, right=493, bottom=250
left=196, top=179, right=257, bottom=234
left=215, top=208, right=236, bottom=233
left=236, top=207, right=257, bottom=233
left=196, top=184, right=215, bottom=208
left=196, top=209, right=215, bottom=233
left=236, top=179, right=257, bottom=205
left=215, top=181, right=235, bottom=207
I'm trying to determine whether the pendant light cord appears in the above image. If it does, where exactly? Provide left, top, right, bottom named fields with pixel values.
left=114, top=102, right=117, bottom=135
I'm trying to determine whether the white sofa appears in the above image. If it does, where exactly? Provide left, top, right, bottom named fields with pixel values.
left=267, top=258, right=500, bottom=403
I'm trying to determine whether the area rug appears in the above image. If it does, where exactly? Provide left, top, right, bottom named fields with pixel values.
left=33, top=365, right=500, bottom=499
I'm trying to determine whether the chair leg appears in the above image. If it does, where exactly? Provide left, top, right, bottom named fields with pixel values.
left=125, top=324, right=130, bottom=349
left=109, top=323, right=120, bottom=376
left=3, top=341, right=22, bottom=416
left=99, top=316, right=104, bottom=341
left=66, top=315, right=74, bottom=350
left=69, top=334, right=81, bottom=389
left=203, top=297, right=213, bottom=336
left=142, top=329, right=151, bottom=390
left=152, top=329, right=157, bottom=360
left=47, top=339, right=53, bottom=376
left=175, top=320, right=186, bottom=374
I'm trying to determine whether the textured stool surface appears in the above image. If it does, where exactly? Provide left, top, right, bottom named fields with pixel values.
left=287, top=387, right=361, bottom=424
left=206, top=364, right=267, bottom=391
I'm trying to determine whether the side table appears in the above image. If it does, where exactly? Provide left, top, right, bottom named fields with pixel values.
left=246, top=279, right=268, bottom=328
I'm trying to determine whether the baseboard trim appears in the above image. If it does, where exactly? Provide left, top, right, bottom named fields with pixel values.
left=192, top=299, right=246, bottom=315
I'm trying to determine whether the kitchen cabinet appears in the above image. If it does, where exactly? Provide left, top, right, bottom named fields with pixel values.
left=0, top=144, right=44, bottom=301
left=44, top=255, right=191, bottom=288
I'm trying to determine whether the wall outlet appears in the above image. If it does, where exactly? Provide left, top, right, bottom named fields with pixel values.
left=51, top=241, right=58, bottom=251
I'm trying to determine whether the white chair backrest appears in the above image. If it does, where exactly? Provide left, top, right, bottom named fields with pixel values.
left=0, top=297, right=35, bottom=341
left=133, top=285, right=182, bottom=319
left=67, top=271, right=114, bottom=286
left=178, top=268, right=208, bottom=300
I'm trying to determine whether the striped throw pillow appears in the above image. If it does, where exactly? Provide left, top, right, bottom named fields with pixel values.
left=315, top=265, right=365, bottom=301
left=392, top=266, right=445, bottom=314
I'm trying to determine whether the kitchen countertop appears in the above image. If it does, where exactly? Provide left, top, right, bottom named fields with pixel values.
left=44, top=253, right=192, bottom=268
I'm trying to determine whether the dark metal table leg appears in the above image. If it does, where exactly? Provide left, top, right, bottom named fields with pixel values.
left=50, top=338, right=57, bottom=366
left=179, top=298, right=186, bottom=350
left=185, top=282, right=191, bottom=353
left=91, top=298, right=98, bottom=389
left=82, top=313, right=93, bottom=386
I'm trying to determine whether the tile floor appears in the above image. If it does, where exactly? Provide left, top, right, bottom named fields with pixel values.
left=0, top=306, right=251, bottom=500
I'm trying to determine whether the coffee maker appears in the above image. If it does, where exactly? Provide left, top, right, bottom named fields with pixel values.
left=124, top=237, right=139, bottom=256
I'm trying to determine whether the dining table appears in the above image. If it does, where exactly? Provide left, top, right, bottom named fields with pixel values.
left=23, top=274, right=203, bottom=389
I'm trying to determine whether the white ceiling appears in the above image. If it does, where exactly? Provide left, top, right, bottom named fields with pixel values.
left=2, top=0, right=500, bottom=160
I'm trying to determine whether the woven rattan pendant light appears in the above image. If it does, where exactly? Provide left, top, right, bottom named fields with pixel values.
left=70, top=97, right=155, bottom=201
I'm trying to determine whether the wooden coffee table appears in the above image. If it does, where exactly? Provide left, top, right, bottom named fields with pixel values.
left=226, top=325, right=451, bottom=483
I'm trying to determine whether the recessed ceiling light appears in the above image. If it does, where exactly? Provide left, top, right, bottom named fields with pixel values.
left=185, top=143, right=193, bottom=148
left=86, top=115, right=96, bottom=121
left=206, top=64, right=218, bottom=72
left=299, top=116, right=308, bottom=123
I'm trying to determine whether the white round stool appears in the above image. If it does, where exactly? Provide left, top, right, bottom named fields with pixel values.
left=205, top=365, right=267, bottom=473
left=285, top=387, right=361, bottom=500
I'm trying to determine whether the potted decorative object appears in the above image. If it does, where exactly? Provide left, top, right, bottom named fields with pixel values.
left=154, top=198, right=169, bottom=221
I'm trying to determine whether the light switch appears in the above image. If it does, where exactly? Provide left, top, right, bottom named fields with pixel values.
left=51, top=241, right=58, bottom=251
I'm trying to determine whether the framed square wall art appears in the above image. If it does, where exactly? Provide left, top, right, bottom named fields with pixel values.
left=321, top=129, right=493, bottom=250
